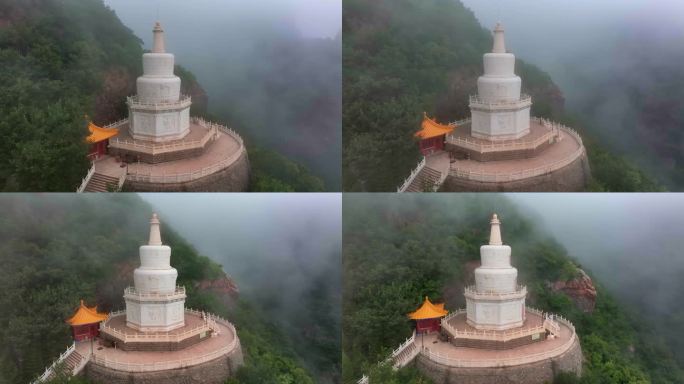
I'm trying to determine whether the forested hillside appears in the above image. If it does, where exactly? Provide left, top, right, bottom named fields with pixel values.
left=0, top=0, right=325, bottom=192
left=342, top=194, right=683, bottom=384
left=342, top=0, right=660, bottom=192
left=0, top=194, right=316, bottom=383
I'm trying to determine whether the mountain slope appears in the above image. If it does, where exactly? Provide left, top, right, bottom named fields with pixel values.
left=342, top=194, right=683, bottom=384
left=342, top=0, right=660, bottom=192
left=0, top=194, right=315, bottom=384
left=0, top=0, right=325, bottom=192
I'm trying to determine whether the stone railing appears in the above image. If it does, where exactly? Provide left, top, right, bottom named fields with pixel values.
left=463, top=285, right=527, bottom=300
left=94, top=310, right=239, bottom=372
left=109, top=117, right=218, bottom=155
left=31, top=342, right=76, bottom=383
left=449, top=136, right=585, bottom=183
left=125, top=122, right=245, bottom=184
left=101, top=308, right=221, bottom=344
left=469, top=94, right=532, bottom=108
left=127, top=95, right=192, bottom=110
left=357, top=375, right=369, bottom=384
left=422, top=314, right=577, bottom=368
left=123, top=286, right=186, bottom=300
left=397, top=157, right=426, bottom=192
left=104, top=118, right=129, bottom=129
left=76, top=163, right=96, bottom=193
left=389, top=331, right=416, bottom=360
left=447, top=117, right=560, bottom=153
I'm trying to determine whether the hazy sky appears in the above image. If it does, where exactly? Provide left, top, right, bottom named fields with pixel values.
left=104, top=0, right=341, bottom=42
left=509, top=193, right=684, bottom=313
left=139, top=193, right=341, bottom=295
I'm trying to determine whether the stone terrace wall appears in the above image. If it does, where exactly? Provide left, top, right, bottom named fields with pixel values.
left=84, top=343, right=244, bottom=384
left=446, top=140, right=554, bottom=162
left=123, top=149, right=249, bottom=192
left=415, top=337, right=582, bottom=384
left=441, top=153, right=589, bottom=192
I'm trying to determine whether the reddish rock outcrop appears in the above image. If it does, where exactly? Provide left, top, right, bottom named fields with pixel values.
left=550, top=269, right=597, bottom=313
left=196, top=273, right=240, bottom=309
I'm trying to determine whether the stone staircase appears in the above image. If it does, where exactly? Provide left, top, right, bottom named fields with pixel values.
left=404, top=166, right=442, bottom=192
left=83, top=173, right=119, bottom=192
left=392, top=342, right=419, bottom=369
left=34, top=347, right=88, bottom=383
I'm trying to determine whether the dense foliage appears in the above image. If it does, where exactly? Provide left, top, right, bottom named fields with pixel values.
left=0, top=0, right=141, bottom=191
left=0, top=0, right=327, bottom=192
left=0, top=194, right=316, bottom=383
left=342, top=194, right=683, bottom=383
left=342, top=0, right=661, bottom=192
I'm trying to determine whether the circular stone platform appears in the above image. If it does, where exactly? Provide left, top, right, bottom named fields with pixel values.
left=439, top=118, right=590, bottom=192
left=93, top=120, right=249, bottom=192
left=414, top=313, right=582, bottom=384
left=78, top=311, right=244, bottom=384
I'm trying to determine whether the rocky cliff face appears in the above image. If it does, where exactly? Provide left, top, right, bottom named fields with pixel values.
left=549, top=268, right=597, bottom=313
left=196, top=273, right=240, bottom=308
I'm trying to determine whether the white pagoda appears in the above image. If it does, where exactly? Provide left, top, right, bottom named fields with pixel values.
left=470, top=23, right=531, bottom=141
left=129, top=22, right=191, bottom=142
left=465, top=214, right=526, bottom=330
left=124, top=213, right=186, bottom=331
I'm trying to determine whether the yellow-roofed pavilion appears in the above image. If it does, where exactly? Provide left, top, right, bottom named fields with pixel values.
left=408, top=296, right=448, bottom=333
left=66, top=300, right=108, bottom=341
left=415, top=113, right=455, bottom=156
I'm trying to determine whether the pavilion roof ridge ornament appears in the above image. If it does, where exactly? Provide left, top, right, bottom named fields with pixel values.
left=489, top=213, right=503, bottom=245
left=492, top=22, right=506, bottom=53
left=152, top=21, right=166, bottom=53
left=148, top=213, right=163, bottom=246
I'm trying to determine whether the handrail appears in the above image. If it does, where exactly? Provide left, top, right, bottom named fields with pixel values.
left=469, top=94, right=532, bottom=107
left=109, top=117, right=217, bottom=154
left=123, top=286, right=186, bottom=299
left=76, top=163, right=96, bottom=193
left=447, top=118, right=560, bottom=153
left=125, top=120, right=245, bottom=184
left=127, top=95, right=192, bottom=109
left=93, top=309, right=240, bottom=372
left=421, top=324, right=576, bottom=368
left=397, top=157, right=426, bottom=192
left=30, top=342, right=76, bottom=383
left=463, top=285, right=527, bottom=299
left=449, top=126, right=585, bottom=183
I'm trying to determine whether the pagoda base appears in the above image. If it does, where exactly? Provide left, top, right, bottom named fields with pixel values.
left=439, top=119, right=589, bottom=192
left=92, top=117, right=250, bottom=192
left=415, top=313, right=582, bottom=384
left=100, top=311, right=212, bottom=352
left=443, top=310, right=547, bottom=351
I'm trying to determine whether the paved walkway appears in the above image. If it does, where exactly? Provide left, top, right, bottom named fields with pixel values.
left=418, top=316, right=573, bottom=363
left=446, top=311, right=543, bottom=334
left=79, top=312, right=237, bottom=370
left=450, top=119, right=551, bottom=144
left=94, top=129, right=241, bottom=179
left=104, top=313, right=205, bottom=336
left=449, top=128, right=582, bottom=175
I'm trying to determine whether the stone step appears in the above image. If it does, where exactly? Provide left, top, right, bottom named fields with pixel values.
left=84, top=173, right=120, bottom=192
left=405, top=166, right=442, bottom=192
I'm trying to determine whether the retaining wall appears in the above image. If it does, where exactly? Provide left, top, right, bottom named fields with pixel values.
left=84, top=342, right=244, bottom=384
left=416, top=337, right=582, bottom=384
left=441, top=153, right=589, bottom=192
left=123, top=148, right=249, bottom=192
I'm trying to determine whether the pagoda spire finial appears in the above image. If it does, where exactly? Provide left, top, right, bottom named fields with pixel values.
left=152, top=21, right=165, bottom=53
left=148, top=213, right=163, bottom=246
left=492, top=22, right=506, bottom=53
left=489, top=213, right=503, bottom=245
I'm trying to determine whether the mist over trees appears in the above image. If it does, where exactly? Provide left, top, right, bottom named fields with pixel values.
left=105, top=0, right=342, bottom=190
left=142, top=193, right=342, bottom=384
left=342, top=193, right=684, bottom=383
left=462, top=0, right=684, bottom=190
